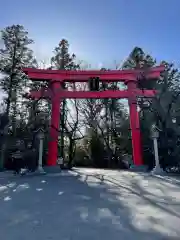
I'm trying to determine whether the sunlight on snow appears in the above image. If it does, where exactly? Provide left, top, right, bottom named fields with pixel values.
left=4, top=196, right=11, bottom=201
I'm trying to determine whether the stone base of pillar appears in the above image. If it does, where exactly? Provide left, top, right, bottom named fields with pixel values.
left=35, top=166, right=46, bottom=175
left=129, top=165, right=148, bottom=172
left=151, top=165, right=165, bottom=175
left=44, top=166, right=61, bottom=173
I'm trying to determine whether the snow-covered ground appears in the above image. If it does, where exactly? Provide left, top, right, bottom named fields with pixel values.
left=0, top=168, right=180, bottom=239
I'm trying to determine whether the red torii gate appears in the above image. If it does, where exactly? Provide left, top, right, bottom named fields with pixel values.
left=23, top=65, right=164, bottom=167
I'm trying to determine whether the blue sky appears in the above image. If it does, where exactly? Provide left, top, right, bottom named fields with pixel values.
left=0, top=0, right=180, bottom=68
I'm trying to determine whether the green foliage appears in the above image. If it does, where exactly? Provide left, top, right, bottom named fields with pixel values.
left=125, top=47, right=180, bottom=169
left=0, top=24, right=37, bottom=134
left=0, top=25, right=38, bottom=168
left=0, top=25, right=37, bottom=92
left=51, top=39, right=79, bottom=70
left=122, top=46, right=155, bottom=69
left=89, top=132, right=105, bottom=167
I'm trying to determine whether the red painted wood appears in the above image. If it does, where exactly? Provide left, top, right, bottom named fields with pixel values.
left=47, top=83, right=61, bottom=166
left=23, top=65, right=164, bottom=82
left=29, top=89, right=157, bottom=99
left=129, top=102, right=143, bottom=166
left=127, top=81, right=143, bottom=166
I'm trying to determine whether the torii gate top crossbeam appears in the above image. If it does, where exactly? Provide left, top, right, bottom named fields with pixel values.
left=23, top=65, right=164, bottom=82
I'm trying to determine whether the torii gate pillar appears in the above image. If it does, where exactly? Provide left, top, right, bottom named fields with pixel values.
left=127, top=81, right=142, bottom=166
left=47, top=82, right=61, bottom=166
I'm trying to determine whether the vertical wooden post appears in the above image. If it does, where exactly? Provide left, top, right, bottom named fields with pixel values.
left=127, top=81, right=143, bottom=166
left=47, top=82, right=61, bottom=166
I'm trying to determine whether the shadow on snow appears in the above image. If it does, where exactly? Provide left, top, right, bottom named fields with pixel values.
left=0, top=169, right=180, bottom=239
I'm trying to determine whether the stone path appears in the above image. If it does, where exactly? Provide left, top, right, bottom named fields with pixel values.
left=0, top=168, right=180, bottom=239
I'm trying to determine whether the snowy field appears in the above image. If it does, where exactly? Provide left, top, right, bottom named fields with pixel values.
left=0, top=168, right=180, bottom=240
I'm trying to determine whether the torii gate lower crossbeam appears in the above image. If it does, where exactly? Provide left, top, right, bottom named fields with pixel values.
left=30, top=87, right=157, bottom=167
left=23, top=65, right=164, bottom=167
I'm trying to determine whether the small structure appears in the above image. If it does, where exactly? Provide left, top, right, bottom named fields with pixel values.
left=34, top=128, right=46, bottom=174
left=151, top=124, right=164, bottom=174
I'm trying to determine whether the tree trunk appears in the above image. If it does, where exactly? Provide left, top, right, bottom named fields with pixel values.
left=60, top=99, right=66, bottom=160
left=12, top=89, right=17, bottom=138
left=67, top=137, right=74, bottom=169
